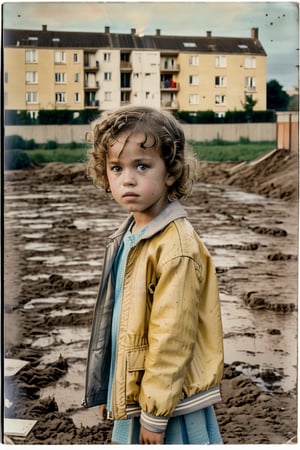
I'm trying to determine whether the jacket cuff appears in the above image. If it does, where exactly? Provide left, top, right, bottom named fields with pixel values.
left=140, top=410, right=169, bottom=433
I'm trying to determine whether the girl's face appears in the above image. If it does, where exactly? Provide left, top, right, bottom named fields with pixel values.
left=106, top=132, right=175, bottom=230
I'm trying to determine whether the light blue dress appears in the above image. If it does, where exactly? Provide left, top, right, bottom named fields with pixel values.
left=107, top=223, right=223, bottom=445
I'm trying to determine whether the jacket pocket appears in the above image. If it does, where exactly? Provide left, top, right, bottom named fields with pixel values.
left=127, top=345, right=148, bottom=371
left=125, top=345, right=148, bottom=404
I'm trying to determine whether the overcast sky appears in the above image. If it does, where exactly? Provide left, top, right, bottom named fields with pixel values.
left=2, top=1, right=299, bottom=91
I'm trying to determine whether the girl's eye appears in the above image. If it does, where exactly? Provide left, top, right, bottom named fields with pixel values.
left=137, top=164, right=148, bottom=171
left=111, top=165, right=122, bottom=173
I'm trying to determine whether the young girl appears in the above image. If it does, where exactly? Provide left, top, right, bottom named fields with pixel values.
left=83, top=106, right=224, bottom=445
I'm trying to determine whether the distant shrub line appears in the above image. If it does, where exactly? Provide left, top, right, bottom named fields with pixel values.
left=5, top=108, right=276, bottom=125
left=5, top=135, right=88, bottom=151
left=177, top=109, right=276, bottom=124
left=4, top=109, right=100, bottom=125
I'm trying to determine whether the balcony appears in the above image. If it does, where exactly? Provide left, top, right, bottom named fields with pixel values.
left=161, top=100, right=179, bottom=110
left=160, top=80, right=180, bottom=91
left=120, top=61, right=132, bottom=71
left=84, top=81, right=99, bottom=90
left=160, top=63, right=180, bottom=72
left=245, top=86, right=256, bottom=93
left=84, top=60, right=99, bottom=72
left=85, top=99, right=99, bottom=108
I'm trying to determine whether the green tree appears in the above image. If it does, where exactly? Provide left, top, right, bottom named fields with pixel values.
left=242, top=95, right=258, bottom=113
left=241, top=95, right=258, bottom=122
left=288, top=88, right=299, bottom=111
left=267, top=79, right=290, bottom=111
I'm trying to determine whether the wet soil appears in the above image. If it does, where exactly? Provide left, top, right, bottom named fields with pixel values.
left=3, top=149, right=298, bottom=444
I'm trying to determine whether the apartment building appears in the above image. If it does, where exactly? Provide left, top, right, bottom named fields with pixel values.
left=3, top=25, right=267, bottom=117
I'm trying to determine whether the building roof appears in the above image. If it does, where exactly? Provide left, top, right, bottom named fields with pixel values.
left=3, top=25, right=267, bottom=56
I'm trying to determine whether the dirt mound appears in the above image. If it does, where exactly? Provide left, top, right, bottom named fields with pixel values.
left=5, top=162, right=89, bottom=185
left=196, top=149, right=298, bottom=201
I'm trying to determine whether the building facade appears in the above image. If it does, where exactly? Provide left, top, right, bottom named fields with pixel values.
left=3, top=25, right=267, bottom=117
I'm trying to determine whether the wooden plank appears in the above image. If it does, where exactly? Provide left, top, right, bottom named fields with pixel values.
left=4, top=358, right=29, bottom=377
left=4, top=418, right=37, bottom=437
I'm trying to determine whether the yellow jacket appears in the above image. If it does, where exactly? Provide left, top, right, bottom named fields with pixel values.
left=84, top=201, right=224, bottom=432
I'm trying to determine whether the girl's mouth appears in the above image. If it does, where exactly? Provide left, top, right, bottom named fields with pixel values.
left=123, top=192, right=139, bottom=200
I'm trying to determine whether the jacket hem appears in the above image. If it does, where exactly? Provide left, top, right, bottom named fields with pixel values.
left=83, top=390, right=108, bottom=409
left=126, top=386, right=222, bottom=432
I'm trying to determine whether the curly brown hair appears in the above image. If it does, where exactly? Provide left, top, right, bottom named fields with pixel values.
left=86, top=105, right=192, bottom=200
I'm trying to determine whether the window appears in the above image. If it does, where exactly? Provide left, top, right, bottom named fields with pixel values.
left=121, top=91, right=130, bottom=104
left=189, top=94, right=199, bottom=105
left=245, top=76, right=256, bottom=91
left=189, top=56, right=199, bottom=66
left=74, top=73, right=79, bottom=82
left=104, top=52, right=111, bottom=62
left=25, top=49, right=38, bottom=63
left=121, top=73, right=131, bottom=88
left=54, top=51, right=66, bottom=63
left=55, top=72, right=66, bottom=83
left=25, top=92, right=38, bottom=103
left=183, top=42, right=197, bottom=48
left=215, top=56, right=227, bottom=68
left=121, top=53, right=130, bottom=62
left=104, top=72, right=112, bottom=81
left=215, top=95, right=226, bottom=105
left=28, top=111, right=38, bottom=119
left=73, top=53, right=79, bottom=63
left=189, top=75, right=199, bottom=85
left=28, top=36, right=38, bottom=45
left=245, top=56, right=256, bottom=68
left=104, top=91, right=112, bottom=101
left=74, top=92, right=80, bottom=103
left=55, top=92, right=66, bottom=103
left=25, top=71, right=38, bottom=84
left=215, top=76, right=226, bottom=87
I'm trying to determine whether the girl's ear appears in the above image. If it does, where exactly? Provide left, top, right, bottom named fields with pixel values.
left=166, top=172, right=176, bottom=187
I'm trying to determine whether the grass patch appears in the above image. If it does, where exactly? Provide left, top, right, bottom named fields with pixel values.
left=20, top=140, right=277, bottom=166
left=25, top=148, right=88, bottom=164
left=189, top=140, right=276, bottom=162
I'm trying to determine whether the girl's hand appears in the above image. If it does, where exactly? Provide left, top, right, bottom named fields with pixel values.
left=139, top=425, right=165, bottom=444
left=98, top=404, right=107, bottom=421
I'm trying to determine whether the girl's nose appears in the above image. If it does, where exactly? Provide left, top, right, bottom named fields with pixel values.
left=123, top=169, right=136, bottom=186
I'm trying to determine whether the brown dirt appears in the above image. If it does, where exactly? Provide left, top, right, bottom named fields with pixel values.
left=3, top=148, right=298, bottom=444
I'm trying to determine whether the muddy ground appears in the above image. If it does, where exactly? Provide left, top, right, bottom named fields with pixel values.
left=3, top=148, right=298, bottom=444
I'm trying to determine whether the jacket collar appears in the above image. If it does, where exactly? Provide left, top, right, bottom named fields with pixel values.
left=109, top=201, right=187, bottom=241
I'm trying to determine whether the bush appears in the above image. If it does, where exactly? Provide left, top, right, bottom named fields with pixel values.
left=239, top=137, right=251, bottom=144
left=5, top=135, right=37, bottom=150
left=23, top=138, right=37, bottom=150
left=4, top=149, right=32, bottom=170
left=5, top=135, right=25, bottom=150
left=44, top=140, right=57, bottom=149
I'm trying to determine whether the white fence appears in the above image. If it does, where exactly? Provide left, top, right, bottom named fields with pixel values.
left=5, top=122, right=276, bottom=145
